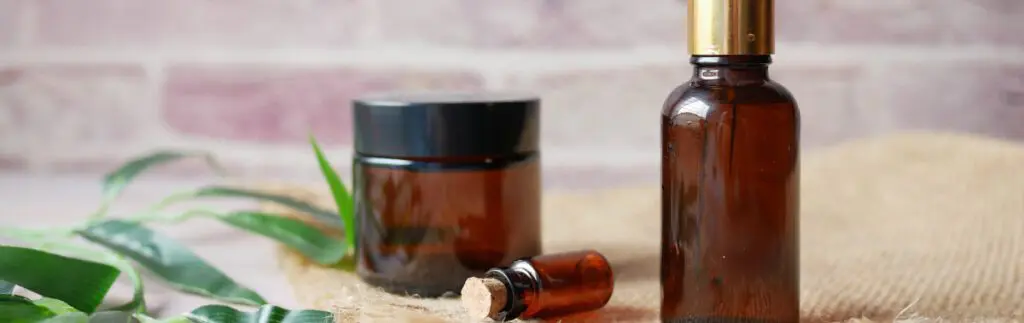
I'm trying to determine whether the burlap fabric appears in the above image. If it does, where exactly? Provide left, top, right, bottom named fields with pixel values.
left=261, top=132, right=1024, bottom=323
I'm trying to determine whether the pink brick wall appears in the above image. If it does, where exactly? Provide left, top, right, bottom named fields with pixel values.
left=2, top=0, right=1023, bottom=186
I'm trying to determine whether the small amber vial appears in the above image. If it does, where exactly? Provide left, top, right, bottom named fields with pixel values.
left=352, top=92, right=543, bottom=297
left=460, top=250, right=615, bottom=321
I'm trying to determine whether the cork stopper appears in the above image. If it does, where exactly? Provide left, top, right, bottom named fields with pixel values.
left=460, top=277, right=508, bottom=320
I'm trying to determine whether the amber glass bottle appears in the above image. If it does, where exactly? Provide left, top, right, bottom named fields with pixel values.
left=661, top=0, right=800, bottom=322
left=352, top=93, right=542, bottom=297
left=466, top=250, right=615, bottom=321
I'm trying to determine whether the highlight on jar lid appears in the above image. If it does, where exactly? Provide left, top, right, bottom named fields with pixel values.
left=460, top=249, right=615, bottom=321
left=352, top=92, right=540, bottom=159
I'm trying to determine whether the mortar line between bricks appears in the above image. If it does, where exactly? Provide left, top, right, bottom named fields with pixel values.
left=479, top=67, right=510, bottom=90
left=37, top=141, right=660, bottom=170
left=1, top=45, right=1023, bottom=70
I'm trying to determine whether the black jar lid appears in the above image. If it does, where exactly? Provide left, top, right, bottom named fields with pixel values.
left=352, top=92, right=540, bottom=158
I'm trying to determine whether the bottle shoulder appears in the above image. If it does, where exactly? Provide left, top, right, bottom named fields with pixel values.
left=765, top=80, right=798, bottom=105
left=661, top=79, right=799, bottom=117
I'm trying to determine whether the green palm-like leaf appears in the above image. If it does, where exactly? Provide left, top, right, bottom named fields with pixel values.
left=186, top=304, right=333, bottom=323
left=309, top=135, right=356, bottom=251
left=168, top=186, right=344, bottom=229
left=0, top=281, right=14, bottom=294
left=103, top=151, right=221, bottom=201
left=37, top=313, right=88, bottom=323
left=90, top=311, right=139, bottom=323
left=0, top=294, right=55, bottom=323
left=0, top=229, right=148, bottom=313
left=76, top=220, right=266, bottom=306
left=0, top=245, right=120, bottom=313
left=33, top=297, right=80, bottom=315
left=218, top=211, right=346, bottom=265
left=105, top=258, right=147, bottom=313
left=1, top=296, right=90, bottom=323
left=39, top=312, right=89, bottom=323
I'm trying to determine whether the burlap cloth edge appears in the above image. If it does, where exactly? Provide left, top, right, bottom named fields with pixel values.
left=257, top=132, right=1024, bottom=323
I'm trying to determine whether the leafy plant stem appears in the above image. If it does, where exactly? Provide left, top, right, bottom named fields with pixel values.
left=78, top=220, right=268, bottom=306
left=120, top=209, right=213, bottom=224
left=3, top=146, right=358, bottom=322
left=90, top=206, right=110, bottom=221
left=103, top=254, right=147, bottom=313
left=145, top=190, right=207, bottom=213
left=119, top=207, right=283, bottom=225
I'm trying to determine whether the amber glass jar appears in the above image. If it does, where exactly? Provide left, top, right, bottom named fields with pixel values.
left=352, top=93, right=543, bottom=297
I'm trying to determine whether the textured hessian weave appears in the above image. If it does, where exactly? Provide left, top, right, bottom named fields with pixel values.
left=262, top=132, right=1024, bottom=323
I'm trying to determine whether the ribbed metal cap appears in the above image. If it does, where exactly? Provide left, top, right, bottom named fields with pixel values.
left=352, top=92, right=540, bottom=158
left=688, top=0, right=775, bottom=55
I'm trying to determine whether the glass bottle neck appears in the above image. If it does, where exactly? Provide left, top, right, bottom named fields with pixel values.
left=689, top=55, right=771, bottom=86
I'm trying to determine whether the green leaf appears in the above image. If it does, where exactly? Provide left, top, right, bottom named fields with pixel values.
left=0, top=295, right=83, bottom=322
left=102, top=151, right=221, bottom=204
left=217, top=211, right=346, bottom=265
left=309, top=135, right=356, bottom=252
left=0, top=231, right=148, bottom=314
left=186, top=304, right=333, bottom=323
left=173, top=186, right=344, bottom=229
left=76, top=220, right=267, bottom=306
left=0, top=294, right=55, bottom=323
left=25, top=239, right=147, bottom=314
left=0, top=245, right=120, bottom=313
left=328, top=254, right=357, bottom=272
left=34, top=297, right=81, bottom=315
left=0, top=280, right=14, bottom=294
left=137, top=314, right=189, bottom=323
left=39, top=312, right=89, bottom=323
left=106, top=261, right=146, bottom=314
left=89, top=311, right=138, bottom=323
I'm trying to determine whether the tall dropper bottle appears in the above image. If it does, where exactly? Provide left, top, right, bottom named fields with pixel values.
left=660, top=0, right=800, bottom=322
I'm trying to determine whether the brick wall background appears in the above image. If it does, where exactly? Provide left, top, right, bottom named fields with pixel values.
left=1, top=0, right=1023, bottom=186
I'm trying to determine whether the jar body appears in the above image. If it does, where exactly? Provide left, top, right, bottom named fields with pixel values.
left=354, top=153, right=542, bottom=297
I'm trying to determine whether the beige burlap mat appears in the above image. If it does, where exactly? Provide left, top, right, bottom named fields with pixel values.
left=261, top=132, right=1024, bottom=323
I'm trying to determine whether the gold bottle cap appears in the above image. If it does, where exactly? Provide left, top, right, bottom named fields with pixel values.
left=688, top=0, right=774, bottom=55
